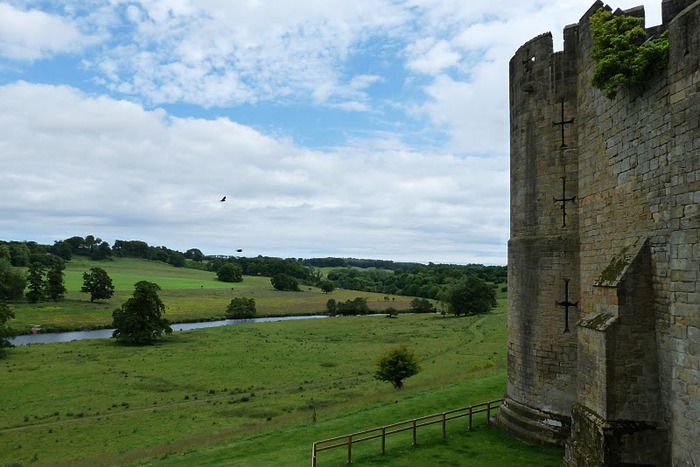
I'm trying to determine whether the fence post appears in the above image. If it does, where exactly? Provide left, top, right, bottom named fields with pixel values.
left=312, top=442, right=317, bottom=467
left=442, top=413, right=447, bottom=438
left=381, top=427, right=386, bottom=455
left=348, top=435, right=352, bottom=464
left=468, top=406, right=473, bottom=430
left=412, top=420, right=417, bottom=446
left=487, top=401, right=492, bottom=421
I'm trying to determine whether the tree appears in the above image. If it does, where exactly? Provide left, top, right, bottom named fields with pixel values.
left=168, top=252, right=186, bottom=267
left=90, top=241, right=113, bottom=261
left=45, top=260, right=66, bottom=301
left=9, top=243, right=30, bottom=267
left=217, top=263, right=243, bottom=283
left=326, top=298, right=337, bottom=316
left=226, top=297, right=257, bottom=319
left=336, top=297, right=370, bottom=315
left=184, top=248, right=204, bottom=262
left=271, top=273, right=300, bottom=291
left=319, top=280, right=335, bottom=294
left=0, top=244, right=11, bottom=262
left=81, top=267, right=115, bottom=302
left=25, top=262, right=45, bottom=303
left=447, top=276, right=497, bottom=316
left=410, top=298, right=436, bottom=313
left=49, top=241, right=72, bottom=261
left=112, top=281, right=172, bottom=345
left=0, top=301, right=16, bottom=354
left=0, top=259, right=26, bottom=301
left=374, top=343, right=421, bottom=389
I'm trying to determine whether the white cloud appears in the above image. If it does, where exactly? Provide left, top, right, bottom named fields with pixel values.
left=0, top=3, right=86, bottom=60
left=0, top=81, right=508, bottom=263
left=0, top=0, right=666, bottom=264
left=82, top=0, right=409, bottom=108
left=406, top=39, right=461, bottom=75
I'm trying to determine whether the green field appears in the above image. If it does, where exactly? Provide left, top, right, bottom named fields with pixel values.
left=8, top=258, right=417, bottom=334
left=0, top=258, right=563, bottom=466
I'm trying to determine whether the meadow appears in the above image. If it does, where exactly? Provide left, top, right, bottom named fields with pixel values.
left=0, top=258, right=563, bottom=465
left=8, top=258, right=416, bottom=334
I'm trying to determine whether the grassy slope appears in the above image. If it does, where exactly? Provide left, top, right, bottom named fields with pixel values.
left=0, top=304, right=562, bottom=466
left=8, top=257, right=416, bottom=333
left=1, top=259, right=562, bottom=465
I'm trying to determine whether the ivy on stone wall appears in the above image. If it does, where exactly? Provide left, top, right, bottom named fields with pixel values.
left=590, top=9, right=669, bottom=99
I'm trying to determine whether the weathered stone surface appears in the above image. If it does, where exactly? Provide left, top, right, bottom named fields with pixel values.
left=501, top=1, right=700, bottom=465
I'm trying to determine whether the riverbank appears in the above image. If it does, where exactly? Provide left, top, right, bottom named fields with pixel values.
left=9, top=314, right=329, bottom=345
left=7, top=258, right=418, bottom=335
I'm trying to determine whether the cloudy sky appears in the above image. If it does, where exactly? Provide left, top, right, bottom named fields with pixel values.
left=0, top=1, right=661, bottom=264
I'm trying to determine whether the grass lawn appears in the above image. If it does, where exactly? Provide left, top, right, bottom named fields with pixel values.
left=0, top=306, right=563, bottom=466
left=8, top=258, right=416, bottom=333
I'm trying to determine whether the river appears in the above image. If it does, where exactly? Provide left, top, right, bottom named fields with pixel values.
left=9, top=315, right=328, bottom=346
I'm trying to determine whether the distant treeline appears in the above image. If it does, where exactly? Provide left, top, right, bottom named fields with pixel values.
left=301, top=257, right=422, bottom=272
left=1, top=236, right=506, bottom=300
left=321, top=263, right=506, bottom=300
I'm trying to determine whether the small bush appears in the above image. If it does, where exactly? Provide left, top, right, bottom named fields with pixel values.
left=590, top=9, right=669, bottom=99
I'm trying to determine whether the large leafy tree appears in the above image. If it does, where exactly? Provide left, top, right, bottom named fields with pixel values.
left=336, top=297, right=370, bottom=315
left=216, top=263, right=243, bottom=283
left=9, top=243, right=30, bottom=267
left=226, top=297, right=256, bottom=319
left=410, top=298, right=436, bottom=313
left=319, top=280, right=335, bottom=294
left=81, top=267, right=115, bottom=302
left=25, top=262, right=45, bottom=303
left=45, top=260, right=66, bottom=301
left=49, top=241, right=73, bottom=261
left=270, top=273, right=300, bottom=291
left=112, top=281, right=172, bottom=345
left=447, top=276, right=497, bottom=316
left=184, top=248, right=204, bottom=262
left=374, top=343, right=421, bottom=389
left=0, top=259, right=26, bottom=301
left=0, top=301, right=16, bottom=354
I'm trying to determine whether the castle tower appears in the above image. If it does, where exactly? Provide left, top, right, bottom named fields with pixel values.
left=500, top=1, right=700, bottom=464
left=496, top=14, right=582, bottom=445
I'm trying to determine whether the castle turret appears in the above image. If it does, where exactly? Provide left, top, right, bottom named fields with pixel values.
left=496, top=9, right=583, bottom=445
left=500, top=1, right=700, bottom=464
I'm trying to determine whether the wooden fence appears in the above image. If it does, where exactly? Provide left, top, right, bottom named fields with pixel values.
left=311, top=398, right=503, bottom=466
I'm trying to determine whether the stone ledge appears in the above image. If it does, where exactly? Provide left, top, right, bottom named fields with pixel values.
left=495, top=396, right=571, bottom=446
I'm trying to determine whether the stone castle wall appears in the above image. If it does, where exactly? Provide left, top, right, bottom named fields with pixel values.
left=500, top=0, right=699, bottom=464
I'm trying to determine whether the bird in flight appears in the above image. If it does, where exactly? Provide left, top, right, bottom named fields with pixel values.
left=220, top=196, right=226, bottom=202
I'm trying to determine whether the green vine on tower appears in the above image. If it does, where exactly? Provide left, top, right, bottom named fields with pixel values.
left=590, top=9, right=669, bottom=99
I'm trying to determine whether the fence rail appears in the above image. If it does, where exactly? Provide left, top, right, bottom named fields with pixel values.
left=311, top=398, right=502, bottom=466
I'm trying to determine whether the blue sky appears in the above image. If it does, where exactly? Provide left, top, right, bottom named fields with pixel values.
left=0, top=0, right=661, bottom=264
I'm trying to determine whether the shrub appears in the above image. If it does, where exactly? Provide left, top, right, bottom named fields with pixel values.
left=590, top=9, right=669, bottom=99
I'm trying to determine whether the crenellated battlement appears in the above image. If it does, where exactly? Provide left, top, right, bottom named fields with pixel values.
left=499, top=1, right=700, bottom=465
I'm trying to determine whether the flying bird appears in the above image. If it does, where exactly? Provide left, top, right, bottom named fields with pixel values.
left=220, top=196, right=226, bottom=202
